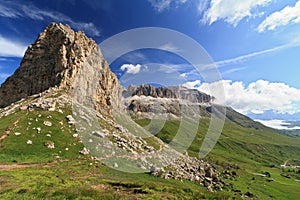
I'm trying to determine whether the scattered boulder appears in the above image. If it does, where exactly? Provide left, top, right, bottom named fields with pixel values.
left=14, top=132, right=21, bottom=136
left=20, top=105, right=28, bottom=110
left=92, top=131, right=105, bottom=138
left=79, top=147, right=89, bottom=155
left=45, top=141, right=55, bottom=149
left=150, top=156, right=224, bottom=191
left=27, top=140, right=33, bottom=145
left=43, top=121, right=52, bottom=127
left=150, top=165, right=160, bottom=173
left=66, top=115, right=75, bottom=124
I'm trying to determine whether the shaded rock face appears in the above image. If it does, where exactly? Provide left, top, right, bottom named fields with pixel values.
left=0, top=23, right=120, bottom=115
left=126, top=84, right=213, bottom=103
left=124, top=84, right=214, bottom=118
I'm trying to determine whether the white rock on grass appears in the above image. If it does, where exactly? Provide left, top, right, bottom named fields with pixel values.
left=27, top=140, right=33, bottom=145
left=46, top=134, right=51, bottom=137
left=72, top=133, right=78, bottom=138
left=20, top=105, right=28, bottom=110
left=36, top=127, right=41, bottom=133
left=79, top=147, right=89, bottom=155
left=43, top=121, right=52, bottom=127
left=14, top=132, right=21, bottom=136
left=66, top=115, right=75, bottom=124
left=45, top=141, right=55, bottom=149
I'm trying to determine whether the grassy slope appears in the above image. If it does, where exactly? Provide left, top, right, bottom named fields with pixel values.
left=1, top=103, right=300, bottom=199
left=0, top=108, right=231, bottom=199
left=0, top=107, right=83, bottom=164
left=0, top=160, right=231, bottom=199
left=136, top=118, right=300, bottom=199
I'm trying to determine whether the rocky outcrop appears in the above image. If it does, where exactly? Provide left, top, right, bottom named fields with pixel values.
left=0, top=23, right=120, bottom=116
left=126, top=84, right=214, bottom=103
left=124, top=84, right=214, bottom=118
left=151, top=156, right=224, bottom=192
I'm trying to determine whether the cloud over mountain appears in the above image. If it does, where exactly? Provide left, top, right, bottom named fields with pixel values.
left=184, top=79, right=300, bottom=115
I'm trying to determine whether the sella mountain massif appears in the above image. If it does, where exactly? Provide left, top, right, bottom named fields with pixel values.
left=0, top=23, right=300, bottom=199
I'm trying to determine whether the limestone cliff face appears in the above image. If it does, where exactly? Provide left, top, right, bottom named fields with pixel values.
left=0, top=23, right=120, bottom=115
left=127, top=84, right=214, bottom=103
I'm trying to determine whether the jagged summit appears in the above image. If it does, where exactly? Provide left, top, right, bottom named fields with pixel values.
left=126, top=84, right=214, bottom=103
left=0, top=23, right=119, bottom=115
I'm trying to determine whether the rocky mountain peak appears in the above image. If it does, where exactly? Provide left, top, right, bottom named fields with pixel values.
left=0, top=23, right=120, bottom=115
left=126, top=84, right=214, bottom=103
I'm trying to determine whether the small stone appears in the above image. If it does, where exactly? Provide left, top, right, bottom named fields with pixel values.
left=43, top=121, right=52, bottom=127
left=14, top=132, right=21, bottom=136
left=37, top=127, right=41, bottom=133
left=79, top=147, right=89, bottom=155
left=114, top=163, right=118, bottom=168
left=66, top=115, right=75, bottom=124
left=46, top=134, right=51, bottom=137
left=150, top=165, right=160, bottom=173
left=20, top=105, right=28, bottom=110
left=65, top=148, right=69, bottom=151
left=73, top=133, right=78, bottom=138
left=45, top=141, right=55, bottom=149
left=92, top=131, right=105, bottom=138
left=27, top=140, right=33, bottom=145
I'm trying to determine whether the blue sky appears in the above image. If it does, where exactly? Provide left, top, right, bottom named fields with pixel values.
left=0, top=0, right=300, bottom=126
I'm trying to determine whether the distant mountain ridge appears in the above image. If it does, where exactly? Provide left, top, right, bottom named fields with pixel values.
left=125, top=84, right=214, bottom=103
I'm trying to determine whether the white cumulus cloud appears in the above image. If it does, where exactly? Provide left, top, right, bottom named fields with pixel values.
left=182, top=80, right=201, bottom=88
left=120, top=64, right=142, bottom=74
left=202, top=0, right=271, bottom=26
left=257, top=0, right=300, bottom=32
left=184, top=79, right=300, bottom=115
left=0, top=35, right=27, bottom=57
